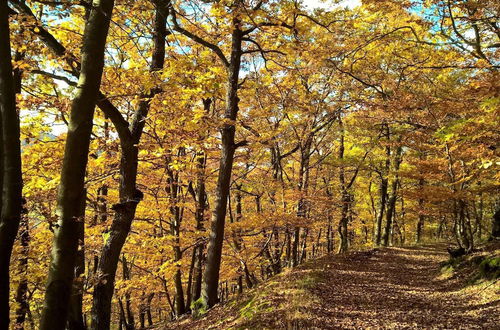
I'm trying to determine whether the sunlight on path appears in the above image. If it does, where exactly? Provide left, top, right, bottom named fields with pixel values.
left=306, top=245, right=499, bottom=329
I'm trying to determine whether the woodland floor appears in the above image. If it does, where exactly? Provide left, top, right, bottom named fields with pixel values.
left=165, top=244, right=500, bottom=329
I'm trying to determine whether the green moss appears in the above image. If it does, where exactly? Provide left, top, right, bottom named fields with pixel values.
left=440, top=256, right=464, bottom=269
left=479, top=257, right=500, bottom=280
left=240, top=298, right=257, bottom=319
left=191, top=298, right=208, bottom=319
left=441, top=253, right=500, bottom=283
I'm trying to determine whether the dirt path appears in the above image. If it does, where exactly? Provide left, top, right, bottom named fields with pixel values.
left=168, top=244, right=499, bottom=329
left=305, top=244, right=499, bottom=329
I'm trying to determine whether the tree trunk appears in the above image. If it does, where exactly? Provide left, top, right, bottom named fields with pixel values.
left=91, top=147, right=139, bottom=329
left=299, top=228, right=309, bottom=263
left=490, top=202, right=500, bottom=240
left=14, top=214, right=29, bottom=329
left=122, top=256, right=134, bottom=330
left=0, top=2, right=24, bottom=327
left=326, top=213, right=334, bottom=253
left=68, top=190, right=86, bottom=330
left=374, top=144, right=390, bottom=246
left=146, top=293, right=154, bottom=326
left=189, top=102, right=209, bottom=306
left=166, top=166, right=185, bottom=316
left=173, top=257, right=185, bottom=316
left=97, top=184, right=108, bottom=224
left=292, top=138, right=312, bottom=266
left=456, top=199, right=473, bottom=252
left=338, top=192, right=350, bottom=253
left=382, top=146, right=402, bottom=247
left=338, top=121, right=349, bottom=253
left=416, top=178, right=425, bottom=243
left=291, top=227, right=301, bottom=267
left=201, top=19, right=243, bottom=309
left=473, top=192, right=483, bottom=239
left=186, top=247, right=196, bottom=311
left=118, top=298, right=126, bottom=330
left=40, top=1, right=115, bottom=328
left=91, top=4, right=167, bottom=328
left=325, top=183, right=334, bottom=254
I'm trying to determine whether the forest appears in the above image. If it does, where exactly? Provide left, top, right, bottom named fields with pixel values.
left=0, top=0, right=499, bottom=329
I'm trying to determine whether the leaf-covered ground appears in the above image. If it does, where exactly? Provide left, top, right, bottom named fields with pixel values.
left=164, top=244, right=499, bottom=329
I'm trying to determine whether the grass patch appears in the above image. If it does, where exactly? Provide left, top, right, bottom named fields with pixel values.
left=478, top=256, right=500, bottom=280
left=295, top=269, right=324, bottom=289
left=239, top=297, right=272, bottom=320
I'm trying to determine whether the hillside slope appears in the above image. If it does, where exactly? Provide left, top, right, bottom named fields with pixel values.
left=164, top=244, right=499, bottom=329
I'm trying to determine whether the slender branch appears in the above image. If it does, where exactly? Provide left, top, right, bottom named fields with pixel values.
left=170, top=8, right=229, bottom=67
left=242, top=21, right=295, bottom=36
left=30, top=69, right=76, bottom=86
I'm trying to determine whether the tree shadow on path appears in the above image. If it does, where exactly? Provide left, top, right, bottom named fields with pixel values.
left=301, top=245, right=498, bottom=329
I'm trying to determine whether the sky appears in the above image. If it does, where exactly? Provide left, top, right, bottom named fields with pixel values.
left=303, top=0, right=362, bottom=10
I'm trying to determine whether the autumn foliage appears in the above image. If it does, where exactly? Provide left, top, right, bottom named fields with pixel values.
left=1, top=0, right=498, bottom=328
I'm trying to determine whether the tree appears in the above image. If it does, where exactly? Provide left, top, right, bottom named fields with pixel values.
left=492, top=203, right=500, bottom=239
left=40, top=0, right=115, bottom=328
left=91, top=1, right=169, bottom=327
left=171, top=0, right=295, bottom=308
left=0, top=1, right=23, bottom=328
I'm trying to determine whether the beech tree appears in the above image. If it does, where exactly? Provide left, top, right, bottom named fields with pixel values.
left=40, top=0, right=115, bottom=328
left=0, top=1, right=23, bottom=328
left=91, top=1, right=170, bottom=327
left=170, top=0, right=296, bottom=308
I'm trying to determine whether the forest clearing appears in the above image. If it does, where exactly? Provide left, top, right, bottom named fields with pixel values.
left=0, top=0, right=499, bottom=329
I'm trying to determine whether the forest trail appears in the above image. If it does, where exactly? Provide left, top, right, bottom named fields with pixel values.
left=170, top=244, right=499, bottom=329
left=301, top=244, right=498, bottom=329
